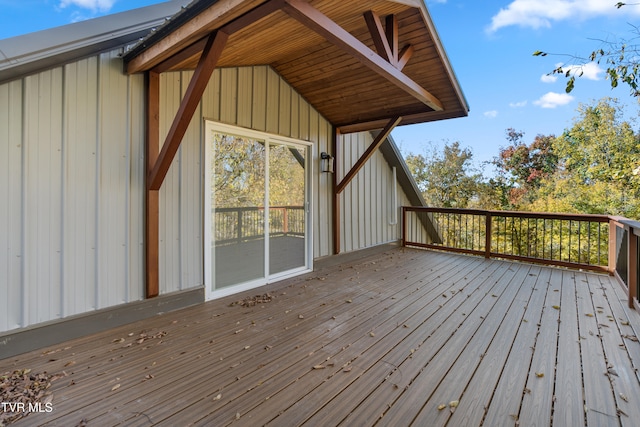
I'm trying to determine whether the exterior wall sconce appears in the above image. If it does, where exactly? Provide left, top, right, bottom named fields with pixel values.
left=320, top=152, right=334, bottom=173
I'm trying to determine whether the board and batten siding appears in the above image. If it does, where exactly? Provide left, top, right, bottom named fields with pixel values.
left=0, top=50, right=146, bottom=333
left=338, top=132, right=409, bottom=253
left=1, top=48, right=411, bottom=333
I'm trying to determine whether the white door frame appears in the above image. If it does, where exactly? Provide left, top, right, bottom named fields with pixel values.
left=204, top=121, right=313, bottom=301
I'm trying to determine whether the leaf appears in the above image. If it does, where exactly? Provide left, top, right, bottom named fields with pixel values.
left=313, top=365, right=326, bottom=370
left=620, top=392, right=629, bottom=402
left=449, top=400, right=459, bottom=408
left=533, top=50, right=547, bottom=57
left=552, top=305, right=560, bottom=310
left=437, top=404, right=447, bottom=410
left=586, top=313, right=594, bottom=317
left=111, top=384, right=121, bottom=391
left=213, top=393, right=222, bottom=401
left=535, top=372, right=544, bottom=378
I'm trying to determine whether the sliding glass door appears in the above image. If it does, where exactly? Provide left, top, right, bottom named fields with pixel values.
left=205, top=122, right=311, bottom=298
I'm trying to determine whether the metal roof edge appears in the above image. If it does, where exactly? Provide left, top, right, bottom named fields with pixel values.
left=0, top=1, right=184, bottom=84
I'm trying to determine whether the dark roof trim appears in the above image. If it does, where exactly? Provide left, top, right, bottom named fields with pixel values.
left=0, top=1, right=184, bottom=84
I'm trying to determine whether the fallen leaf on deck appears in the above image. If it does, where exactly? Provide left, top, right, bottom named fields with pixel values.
left=449, top=400, right=459, bottom=408
left=586, top=313, right=594, bottom=317
left=552, top=305, right=560, bottom=310
left=620, top=393, right=629, bottom=402
left=111, top=384, right=120, bottom=391
left=437, top=404, right=446, bottom=410
left=213, top=394, right=222, bottom=401
left=313, top=365, right=325, bottom=370
left=535, top=372, right=544, bottom=378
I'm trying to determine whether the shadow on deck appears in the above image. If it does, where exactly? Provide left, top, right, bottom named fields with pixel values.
left=3, top=247, right=640, bottom=426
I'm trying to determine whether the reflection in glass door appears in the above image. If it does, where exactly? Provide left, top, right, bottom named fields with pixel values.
left=269, top=143, right=306, bottom=275
left=212, top=132, right=266, bottom=289
left=205, top=122, right=311, bottom=297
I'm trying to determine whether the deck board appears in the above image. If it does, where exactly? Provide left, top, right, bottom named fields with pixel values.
left=3, top=247, right=640, bottom=427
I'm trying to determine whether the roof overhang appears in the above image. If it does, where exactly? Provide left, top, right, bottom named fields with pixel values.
left=123, top=0, right=468, bottom=132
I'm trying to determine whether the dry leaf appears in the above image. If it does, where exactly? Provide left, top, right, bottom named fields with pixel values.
left=111, top=384, right=120, bottom=391
left=370, top=332, right=375, bottom=337
left=313, top=365, right=325, bottom=370
left=113, top=338, right=125, bottom=343
left=437, top=404, right=447, bottom=410
left=343, top=366, right=352, bottom=372
left=449, top=400, right=459, bottom=408
left=346, top=299, right=352, bottom=303
left=552, top=305, right=560, bottom=310
left=620, top=393, right=629, bottom=402
left=585, top=313, right=594, bottom=317
left=535, top=372, right=544, bottom=378
left=298, top=315, right=304, bottom=319
left=213, top=394, right=222, bottom=401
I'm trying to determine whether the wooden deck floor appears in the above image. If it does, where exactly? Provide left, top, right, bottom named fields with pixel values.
left=3, top=247, right=640, bottom=426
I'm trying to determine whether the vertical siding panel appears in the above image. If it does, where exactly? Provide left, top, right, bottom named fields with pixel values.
left=220, top=68, right=237, bottom=124
left=180, top=70, right=203, bottom=290
left=0, top=80, right=24, bottom=330
left=63, top=57, right=98, bottom=316
left=97, top=51, right=130, bottom=307
left=265, top=67, right=279, bottom=134
left=24, top=68, right=64, bottom=325
left=128, top=73, right=145, bottom=301
left=159, top=71, right=182, bottom=294
left=202, top=68, right=221, bottom=121
left=237, top=67, right=253, bottom=128
left=251, top=66, right=266, bottom=131
left=290, top=92, right=300, bottom=139
left=278, top=81, right=291, bottom=137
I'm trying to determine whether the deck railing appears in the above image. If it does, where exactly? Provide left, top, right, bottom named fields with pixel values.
left=402, top=206, right=640, bottom=310
left=214, top=206, right=304, bottom=245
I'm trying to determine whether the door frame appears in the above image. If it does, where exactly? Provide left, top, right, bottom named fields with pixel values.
left=204, top=120, right=313, bottom=301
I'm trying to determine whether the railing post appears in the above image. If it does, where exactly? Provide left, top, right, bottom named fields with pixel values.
left=485, top=212, right=492, bottom=259
left=283, top=208, right=289, bottom=235
left=609, top=219, right=616, bottom=275
left=402, top=207, right=407, bottom=247
left=628, top=224, right=638, bottom=309
left=237, top=208, right=243, bottom=244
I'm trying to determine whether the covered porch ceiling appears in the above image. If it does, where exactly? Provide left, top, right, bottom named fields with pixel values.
left=124, top=0, right=468, bottom=132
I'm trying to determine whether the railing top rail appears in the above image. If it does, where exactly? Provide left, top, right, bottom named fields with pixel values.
left=214, top=206, right=305, bottom=212
left=403, top=206, right=611, bottom=222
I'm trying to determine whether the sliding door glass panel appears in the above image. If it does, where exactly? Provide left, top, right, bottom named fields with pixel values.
left=212, top=132, right=266, bottom=289
left=269, top=143, right=306, bottom=275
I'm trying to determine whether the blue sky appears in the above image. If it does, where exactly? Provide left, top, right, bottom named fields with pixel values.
left=1, top=0, right=639, bottom=173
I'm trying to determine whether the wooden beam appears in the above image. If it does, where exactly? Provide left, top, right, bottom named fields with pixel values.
left=333, top=128, right=341, bottom=255
left=397, top=44, right=414, bottom=71
left=145, top=71, right=160, bottom=298
left=385, top=14, right=399, bottom=64
left=363, top=11, right=393, bottom=63
left=148, top=30, right=228, bottom=191
left=152, top=37, right=208, bottom=74
left=283, top=0, right=443, bottom=111
left=336, top=116, right=401, bottom=194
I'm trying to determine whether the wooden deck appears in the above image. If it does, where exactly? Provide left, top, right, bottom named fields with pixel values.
left=3, top=247, right=640, bottom=426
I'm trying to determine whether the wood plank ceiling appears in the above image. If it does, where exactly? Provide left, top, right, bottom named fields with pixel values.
left=124, top=0, right=468, bottom=132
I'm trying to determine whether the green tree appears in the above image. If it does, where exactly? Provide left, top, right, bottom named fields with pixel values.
left=535, top=98, right=640, bottom=218
left=534, top=3, right=640, bottom=96
left=405, top=141, right=482, bottom=208
left=492, top=129, right=558, bottom=208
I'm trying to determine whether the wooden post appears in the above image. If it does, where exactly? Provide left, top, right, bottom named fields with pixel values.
left=485, top=212, right=492, bottom=259
left=401, top=207, right=407, bottom=247
left=332, top=128, right=341, bottom=255
left=628, top=225, right=638, bottom=308
left=609, top=219, right=617, bottom=275
left=145, top=71, right=160, bottom=298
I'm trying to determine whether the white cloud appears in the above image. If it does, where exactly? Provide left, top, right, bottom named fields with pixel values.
left=484, top=110, right=499, bottom=118
left=533, top=92, right=574, bottom=108
left=59, top=0, right=116, bottom=12
left=488, top=0, right=640, bottom=32
left=540, top=74, right=557, bottom=83
left=509, top=101, right=528, bottom=108
left=560, top=62, right=603, bottom=80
